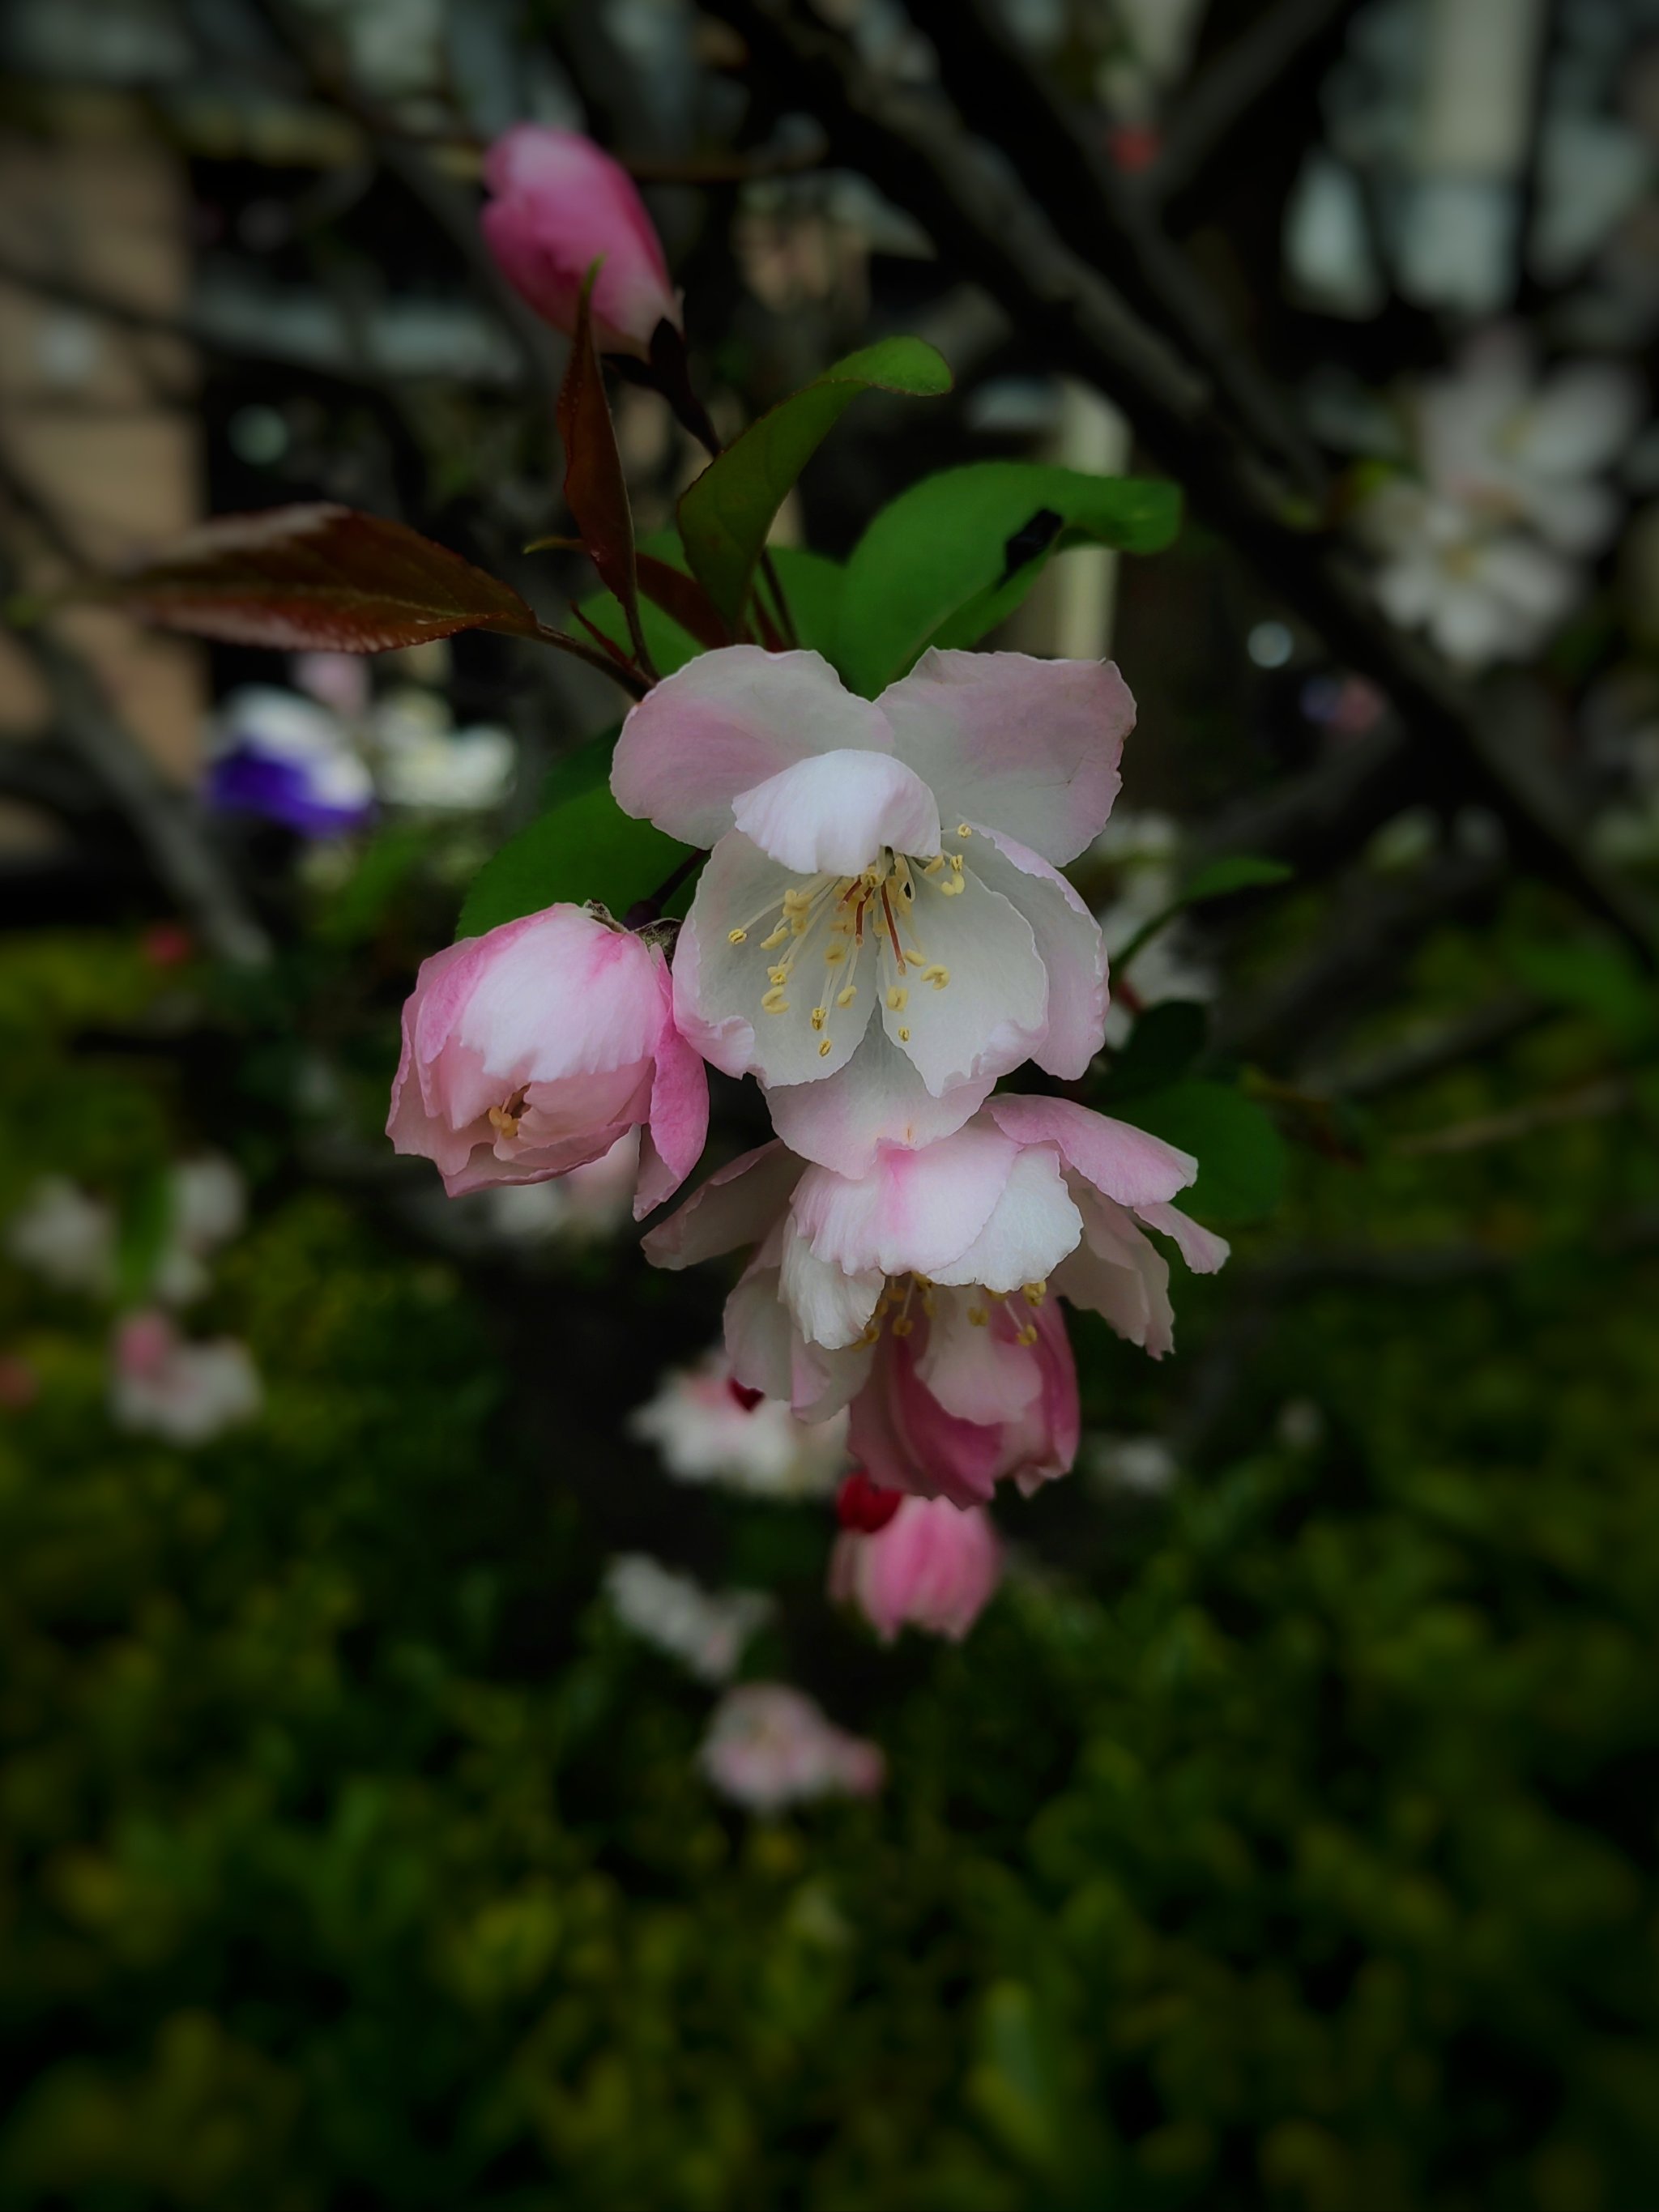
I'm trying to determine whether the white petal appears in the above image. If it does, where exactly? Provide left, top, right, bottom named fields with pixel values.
left=731, top=750, right=940, bottom=876
left=780, top=1229, right=884, bottom=1350
left=884, top=860, right=1047, bottom=1095
left=928, top=1144, right=1083, bottom=1293
left=675, top=831, right=875, bottom=1085
left=967, top=826, right=1108, bottom=1076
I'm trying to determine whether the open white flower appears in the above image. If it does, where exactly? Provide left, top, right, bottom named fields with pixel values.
left=612, top=646, right=1131, bottom=1175
left=110, top=1311, right=262, bottom=1446
left=6, top=1178, right=116, bottom=1296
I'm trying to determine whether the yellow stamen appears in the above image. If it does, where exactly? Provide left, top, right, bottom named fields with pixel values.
left=761, top=988, right=790, bottom=1015
left=898, top=1026, right=911, bottom=1042
left=885, top=986, right=909, bottom=1012
left=819, top=1038, right=833, bottom=1057
left=922, top=963, right=949, bottom=990
left=1017, top=1323, right=1038, bottom=1346
left=810, top=1007, right=827, bottom=1031
left=727, top=927, right=748, bottom=944
left=837, top=986, right=857, bottom=1008
left=957, top=823, right=973, bottom=837
left=967, top=1306, right=987, bottom=1327
left=1022, top=1279, right=1047, bottom=1306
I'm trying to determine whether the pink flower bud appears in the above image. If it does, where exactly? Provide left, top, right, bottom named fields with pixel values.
left=835, top=1471, right=902, bottom=1532
left=480, top=126, right=681, bottom=360
left=387, top=904, right=708, bottom=1215
left=830, top=1494, right=1003, bottom=1643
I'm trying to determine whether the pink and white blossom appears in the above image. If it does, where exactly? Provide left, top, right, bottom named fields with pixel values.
left=642, top=1100, right=1226, bottom=1502
left=700, top=1682, right=885, bottom=1813
left=603, top=1554, right=771, bottom=1684
left=110, top=1310, right=262, bottom=1446
left=613, top=646, right=1132, bottom=1176
left=628, top=1349, right=848, bottom=1498
left=480, top=126, right=681, bottom=360
left=387, top=903, right=708, bottom=1212
left=830, top=1494, right=1003, bottom=1642
left=1354, top=328, right=1643, bottom=670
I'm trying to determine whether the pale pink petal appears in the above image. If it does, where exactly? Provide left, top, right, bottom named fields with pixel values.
left=928, top=1143, right=1083, bottom=1293
left=636, top=977, right=710, bottom=1217
left=986, top=1095, right=1197, bottom=1208
left=641, top=1142, right=802, bottom=1269
left=880, top=649, right=1132, bottom=863
left=1052, top=1188, right=1174, bottom=1356
left=731, top=750, right=940, bottom=876
left=849, top=1339, right=1006, bottom=1507
left=793, top=1122, right=1018, bottom=1281
left=915, top=1289, right=1043, bottom=1425
left=882, top=863, right=1047, bottom=1096
left=764, top=1021, right=995, bottom=1178
left=612, top=648, right=889, bottom=850
left=832, top=1494, right=1002, bottom=1643
left=966, top=827, right=1108, bottom=1076
left=1136, top=1200, right=1230, bottom=1274
left=673, top=832, right=876, bottom=1084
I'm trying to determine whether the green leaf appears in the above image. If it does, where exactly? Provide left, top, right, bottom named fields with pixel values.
left=765, top=547, right=846, bottom=663
left=1102, top=1000, right=1209, bottom=1098
left=1123, top=1080, right=1287, bottom=1225
left=1510, top=938, right=1657, bottom=1050
left=837, top=462, right=1181, bottom=695
left=458, top=731, right=691, bottom=939
left=678, top=338, right=952, bottom=629
left=1179, top=855, right=1296, bottom=902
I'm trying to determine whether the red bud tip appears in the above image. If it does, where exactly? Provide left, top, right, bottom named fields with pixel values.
left=142, top=923, right=194, bottom=969
left=836, top=1471, right=903, bottom=1533
left=727, top=1377, right=765, bottom=1413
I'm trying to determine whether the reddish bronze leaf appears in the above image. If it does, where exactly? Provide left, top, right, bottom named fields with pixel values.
left=634, top=552, right=731, bottom=650
left=557, top=266, right=647, bottom=667
left=87, top=505, right=544, bottom=652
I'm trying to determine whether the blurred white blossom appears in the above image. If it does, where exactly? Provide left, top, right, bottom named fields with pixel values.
left=628, top=1349, right=847, bottom=1499
left=603, top=1555, right=772, bottom=1685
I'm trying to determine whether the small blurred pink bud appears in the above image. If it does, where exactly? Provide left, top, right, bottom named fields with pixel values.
left=141, top=923, right=194, bottom=970
left=700, top=1683, right=884, bottom=1813
left=387, top=904, right=708, bottom=1215
left=830, top=1494, right=1003, bottom=1643
left=0, top=1353, right=39, bottom=1409
left=480, top=126, right=681, bottom=360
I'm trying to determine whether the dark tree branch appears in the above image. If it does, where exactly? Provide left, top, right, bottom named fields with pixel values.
left=902, top=0, right=1326, bottom=498
left=704, top=0, right=1652, bottom=962
left=1148, top=0, right=1358, bottom=210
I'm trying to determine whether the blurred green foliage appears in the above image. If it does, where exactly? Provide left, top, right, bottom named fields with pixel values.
left=3, top=927, right=1659, bottom=2211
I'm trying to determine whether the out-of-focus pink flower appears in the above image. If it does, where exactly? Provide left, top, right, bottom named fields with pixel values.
left=642, top=1099, right=1226, bottom=1503
left=387, top=903, right=708, bottom=1213
left=700, top=1683, right=885, bottom=1813
left=830, top=1494, right=1002, bottom=1643
left=0, top=1353, right=39, bottom=1409
left=628, top=1347, right=847, bottom=1498
left=613, top=646, right=1130, bottom=1176
left=110, top=1310, right=261, bottom=1446
left=480, top=126, right=681, bottom=360
left=141, top=923, right=194, bottom=970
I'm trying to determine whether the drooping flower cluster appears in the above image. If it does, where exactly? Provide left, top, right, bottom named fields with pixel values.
left=382, top=125, right=1232, bottom=1779
left=391, top=643, right=1226, bottom=1633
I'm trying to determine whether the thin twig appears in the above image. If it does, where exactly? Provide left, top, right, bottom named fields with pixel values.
left=1148, top=0, right=1357, bottom=210
left=1394, top=1076, right=1631, bottom=1157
